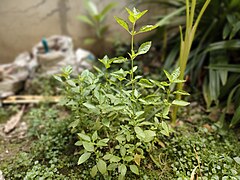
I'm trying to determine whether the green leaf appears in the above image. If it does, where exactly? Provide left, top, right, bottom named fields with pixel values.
left=163, top=70, right=172, bottom=82
left=123, top=156, right=134, bottom=162
left=171, top=67, right=180, bottom=81
left=161, top=121, right=169, bottom=136
left=173, top=90, right=190, bottom=96
left=130, top=165, right=139, bottom=175
left=138, top=79, right=153, bottom=88
left=230, top=105, right=240, bottom=127
left=223, top=23, right=231, bottom=39
left=125, top=8, right=135, bottom=23
left=53, top=75, right=63, bottom=82
left=75, top=141, right=82, bottom=146
left=116, top=135, right=126, bottom=144
left=233, top=157, right=240, bottom=165
left=132, top=66, right=138, bottom=72
left=160, top=130, right=169, bottom=137
left=203, top=77, right=212, bottom=109
left=128, top=15, right=135, bottom=24
left=110, top=156, right=121, bottom=163
left=156, top=6, right=185, bottom=27
left=160, top=81, right=170, bottom=86
left=172, top=100, right=190, bottom=106
left=78, top=152, right=91, bottom=165
left=82, top=141, right=94, bottom=152
left=112, top=105, right=126, bottom=111
left=173, top=79, right=186, bottom=83
left=78, top=133, right=91, bottom=141
left=207, top=40, right=240, bottom=52
left=119, top=164, right=127, bottom=176
left=90, top=165, right=98, bottom=177
left=93, top=88, right=100, bottom=103
left=108, top=163, right=118, bottom=170
left=111, top=68, right=128, bottom=81
left=227, top=84, right=240, bottom=113
left=135, top=9, right=148, bottom=20
left=66, top=80, right=76, bottom=87
left=138, top=25, right=158, bottom=34
left=71, top=86, right=80, bottom=93
left=103, top=154, right=113, bottom=160
left=126, top=8, right=147, bottom=23
left=162, top=104, right=170, bottom=119
left=227, top=14, right=237, bottom=25
left=96, top=138, right=109, bottom=147
left=139, top=121, right=153, bottom=126
left=69, top=119, right=79, bottom=128
left=97, top=159, right=107, bottom=175
left=230, top=21, right=240, bottom=39
left=137, top=41, right=151, bottom=55
left=219, top=69, right=228, bottom=86
left=77, top=15, right=94, bottom=26
left=134, top=127, right=145, bottom=140
left=118, top=174, right=124, bottom=180
left=112, top=57, right=128, bottom=63
left=102, top=118, right=110, bottom=127
left=83, top=103, right=97, bottom=110
left=143, top=130, right=156, bottom=142
left=62, top=65, right=72, bottom=75
left=100, top=2, right=116, bottom=17
left=134, top=89, right=140, bottom=98
left=125, top=7, right=133, bottom=15
left=99, top=55, right=112, bottom=69
left=135, top=111, right=144, bottom=119
left=120, top=146, right=126, bottom=157
left=92, top=131, right=98, bottom=142
left=86, top=0, right=98, bottom=15
left=207, top=64, right=240, bottom=73
left=209, top=67, right=220, bottom=102
left=114, top=16, right=129, bottom=32
left=149, top=79, right=165, bottom=90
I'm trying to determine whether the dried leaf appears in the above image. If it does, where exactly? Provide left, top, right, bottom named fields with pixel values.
left=190, top=166, right=198, bottom=180
left=4, top=106, right=25, bottom=134
left=134, top=154, right=141, bottom=166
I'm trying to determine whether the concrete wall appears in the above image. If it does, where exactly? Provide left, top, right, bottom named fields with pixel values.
left=0, top=0, right=157, bottom=64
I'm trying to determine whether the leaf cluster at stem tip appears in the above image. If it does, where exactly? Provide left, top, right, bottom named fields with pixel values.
left=114, top=7, right=158, bottom=36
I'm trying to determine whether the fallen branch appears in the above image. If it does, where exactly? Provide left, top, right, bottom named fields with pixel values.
left=2, top=95, right=61, bottom=104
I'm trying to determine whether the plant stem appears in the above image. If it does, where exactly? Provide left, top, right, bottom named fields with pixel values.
left=131, top=23, right=135, bottom=54
left=131, top=22, right=135, bottom=93
left=149, top=154, right=161, bottom=168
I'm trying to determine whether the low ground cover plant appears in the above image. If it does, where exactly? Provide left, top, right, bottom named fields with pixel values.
left=55, top=7, right=190, bottom=178
left=1, top=104, right=239, bottom=179
left=1, top=105, right=76, bottom=179
left=165, top=127, right=240, bottom=179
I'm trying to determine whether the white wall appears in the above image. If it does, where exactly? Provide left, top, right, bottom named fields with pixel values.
left=0, top=0, right=157, bottom=63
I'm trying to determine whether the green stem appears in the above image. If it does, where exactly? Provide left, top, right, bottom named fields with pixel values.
left=131, top=22, right=135, bottom=93
left=166, top=87, right=171, bottom=102
left=131, top=58, right=134, bottom=92
left=131, top=23, right=135, bottom=53
left=161, top=27, right=168, bottom=62
left=149, top=154, right=161, bottom=168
